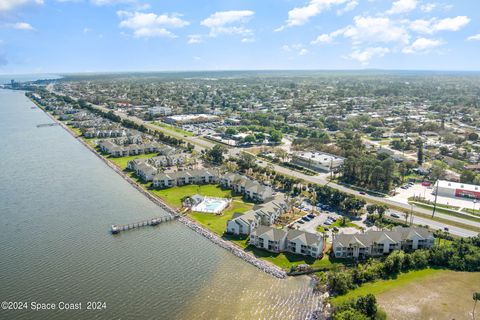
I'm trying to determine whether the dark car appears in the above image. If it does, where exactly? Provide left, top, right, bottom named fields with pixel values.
left=307, top=214, right=316, bottom=218
left=302, top=216, right=310, bottom=222
left=297, top=220, right=305, bottom=224
left=359, top=191, right=366, bottom=195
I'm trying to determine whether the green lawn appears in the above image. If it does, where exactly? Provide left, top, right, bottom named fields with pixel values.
left=108, top=153, right=158, bottom=170
left=189, top=200, right=254, bottom=235
left=151, top=184, right=242, bottom=209
left=461, top=207, right=480, bottom=216
left=67, top=125, right=82, bottom=137
left=410, top=201, right=480, bottom=223
left=242, top=246, right=342, bottom=271
left=152, top=121, right=194, bottom=137
left=331, top=268, right=444, bottom=306
left=317, top=219, right=361, bottom=233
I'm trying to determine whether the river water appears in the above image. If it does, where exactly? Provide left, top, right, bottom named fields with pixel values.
left=0, top=87, right=320, bottom=319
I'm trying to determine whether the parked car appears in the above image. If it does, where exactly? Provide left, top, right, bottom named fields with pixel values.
left=391, top=213, right=401, bottom=218
left=302, top=216, right=310, bottom=222
left=323, top=227, right=329, bottom=231
left=324, top=221, right=332, bottom=225
left=297, top=220, right=305, bottom=224
left=359, top=191, right=366, bottom=195
left=332, top=227, right=339, bottom=232
left=444, top=227, right=449, bottom=232
left=307, top=214, right=316, bottom=218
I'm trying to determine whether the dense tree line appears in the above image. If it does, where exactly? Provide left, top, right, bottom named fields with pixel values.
left=334, top=294, right=386, bottom=320
left=341, top=155, right=397, bottom=193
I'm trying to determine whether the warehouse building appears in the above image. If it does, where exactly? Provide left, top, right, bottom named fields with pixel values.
left=434, top=180, right=480, bottom=200
left=291, top=151, right=345, bottom=172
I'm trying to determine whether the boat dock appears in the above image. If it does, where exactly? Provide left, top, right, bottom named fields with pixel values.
left=37, top=123, right=60, bottom=128
left=110, top=215, right=176, bottom=234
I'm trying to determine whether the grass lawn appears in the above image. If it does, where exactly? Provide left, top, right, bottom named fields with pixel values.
left=243, top=246, right=342, bottom=271
left=152, top=121, right=194, bottom=137
left=410, top=201, right=480, bottom=223
left=189, top=200, right=254, bottom=236
left=377, top=270, right=480, bottom=320
left=331, top=268, right=444, bottom=306
left=108, top=153, right=158, bottom=170
left=461, top=207, right=480, bottom=216
left=317, top=219, right=361, bottom=233
left=151, top=184, right=242, bottom=209
left=67, top=125, right=83, bottom=137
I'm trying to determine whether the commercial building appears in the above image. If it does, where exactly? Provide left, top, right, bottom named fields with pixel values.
left=434, top=180, right=480, bottom=200
left=291, top=151, right=345, bottom=172
left=148, top=106, right=172, bottom=116
left=164, top=114, right=220, bottom=125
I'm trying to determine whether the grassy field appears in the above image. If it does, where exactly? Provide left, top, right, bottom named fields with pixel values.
left=152, top=121, right=194, bottom=137
left=410, top=201, right=480, bottom=223
left=151, top=184, right=241, bottom=209
left=108, top=153, right=158, bottom=170
left=377, top=270, right=480, bottom=320
left=462, top=207, right=480, bottom=216
left=189, top=200, right=254, bottom=235
left=331, top=268, right=444, bottom=306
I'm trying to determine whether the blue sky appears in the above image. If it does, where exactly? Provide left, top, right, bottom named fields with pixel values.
left=0, top=0, right=479, bottom=73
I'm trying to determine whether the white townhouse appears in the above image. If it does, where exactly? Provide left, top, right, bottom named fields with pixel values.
left=333, top=227, right=435, bottom=259
left=226, top=197, right=288, bottom=236
left=249, top=227, right=325, bottom=259
left=220, top=173, right=273, bottom=202
left=152, top=169, right=217, bottom=189
left=286, top=230, right=324, bottom=258
left=249, top=226, right=287, bottom=253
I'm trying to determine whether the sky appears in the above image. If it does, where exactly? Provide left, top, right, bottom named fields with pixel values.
left=0, top=0, right=479, bottom=73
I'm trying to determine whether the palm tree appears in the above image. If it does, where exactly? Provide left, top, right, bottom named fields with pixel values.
left=473, top=292, right=480, bottom=320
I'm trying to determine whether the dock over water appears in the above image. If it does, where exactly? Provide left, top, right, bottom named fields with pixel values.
left=111, top=215, right=176, bottom=234
left=37, top=123, right=60, bottom=128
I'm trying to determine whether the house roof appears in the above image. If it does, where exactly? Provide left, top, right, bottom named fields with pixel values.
left=287, top=229, right=322, bottom=246
left=251, top=226, right=287, bottom=241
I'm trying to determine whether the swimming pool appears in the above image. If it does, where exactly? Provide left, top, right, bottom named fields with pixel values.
left=192, top=197, right=230, bottom=214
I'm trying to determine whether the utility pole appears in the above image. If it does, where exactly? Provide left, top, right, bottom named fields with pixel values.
left=432, top=180, right=439, bottom=218
left=410, top=203, right=414, bottom=225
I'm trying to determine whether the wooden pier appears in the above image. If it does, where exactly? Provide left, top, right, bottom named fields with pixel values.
left=37, top=123, right=60, bottom=128
left=110, top=215, right=176, bottom=234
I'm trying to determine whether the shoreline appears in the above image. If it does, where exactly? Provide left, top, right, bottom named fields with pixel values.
left=34, top=99, right=288, bottom=279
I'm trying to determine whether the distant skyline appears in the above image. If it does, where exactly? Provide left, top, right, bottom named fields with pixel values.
left=0, top=0, right=479, bottom=73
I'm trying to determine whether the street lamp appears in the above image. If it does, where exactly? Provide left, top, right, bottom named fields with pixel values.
left=432, top=180, right=439, bottom=218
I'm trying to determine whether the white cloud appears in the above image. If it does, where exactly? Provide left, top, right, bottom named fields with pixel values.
left=410, top=16, right=470, bottom=34
left=402, top=37, right=443, bottom=53
left=11, top=22, right=34, bottom=30
left=311, top=33, right=334, bottom=44
left=0, top=0, right=43, bottom=11
left=349, top=47, right=390, bottom=65
left=420, top=3, right=436, bottom=13
left=187, top=34, right=203, bottom=44
left=117, top=10, right=189, bottom=38
left=279, top=0, right=348, bottom=29
left=337, top=0, right=358, bottom=15
left=339, top=16, right=410, bottom=45
left=201, top=10, right=254, bottom=37
left=283, top=43, right=309, bottom=56
left=386, top=0, right=417, bottom=15
left=467, top=34, right=480, bottom=41
left=91, top=0, right=134, bottom=5
left=299, top=48, right=309, bottom=55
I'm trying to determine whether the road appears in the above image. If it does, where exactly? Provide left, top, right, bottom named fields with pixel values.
left=51, top=91, right=479, bottom=237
